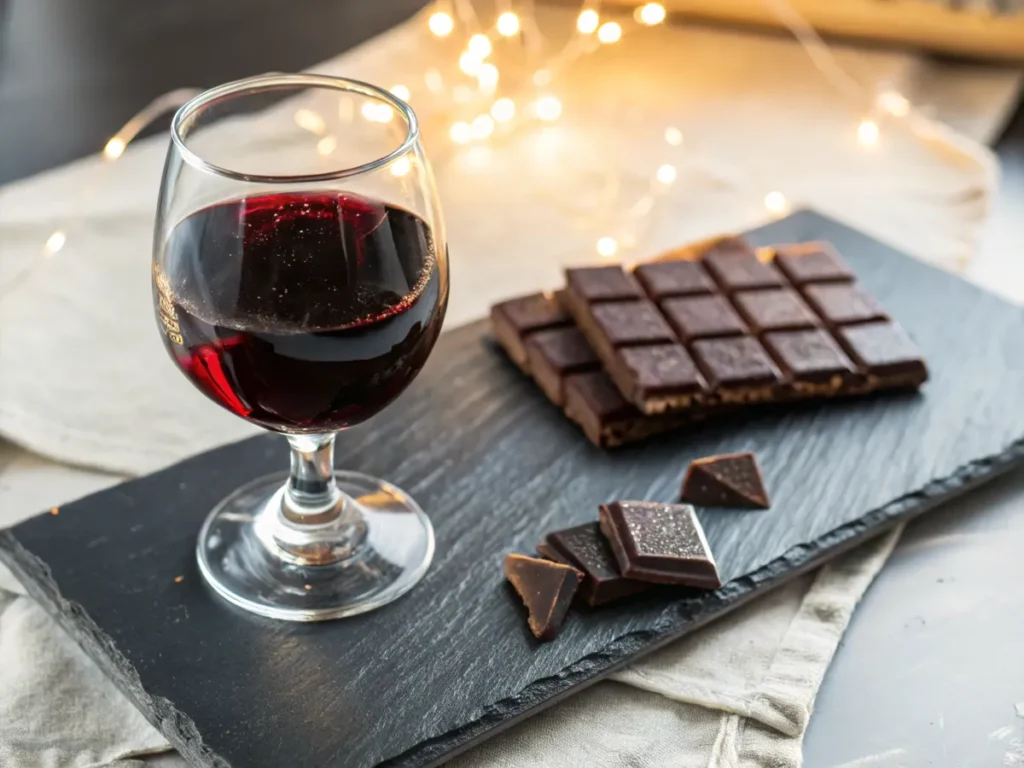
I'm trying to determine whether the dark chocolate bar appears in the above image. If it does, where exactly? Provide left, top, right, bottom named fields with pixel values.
left=540, top=522, right=651, bottom=606
left=504, top=553, right=582, bottom=641
left=558, top=237, right=926, bottom=415
left=598, top=501, right=722, bottom=588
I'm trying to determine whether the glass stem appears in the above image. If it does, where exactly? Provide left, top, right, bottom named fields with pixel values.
left=283, top=433, right=343, bottom=524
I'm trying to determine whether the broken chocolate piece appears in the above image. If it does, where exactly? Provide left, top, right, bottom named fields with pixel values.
left=837, top=321, right=928, bottom=384
left=543, top=523, right=650, bottom=605
left=598, top=501, right=722, bottom=587
left=661, top=295, right=748, bottom=343
left=680, top=452, right=770, bottom=509
left=803, top=283, right=887, bottom=326
left=772, top=242, right=854, bottom=285
left=733, top=288, right=820, bottom=334
left=633, top=260, right=715, bottom=299
left=504, top=553, right=582, bottom=641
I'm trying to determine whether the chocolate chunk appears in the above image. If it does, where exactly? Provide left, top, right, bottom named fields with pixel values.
left=491, top=293, right=570, bottom=370
left=732, top=288, right=820, bottom=334
left=615, top=344, right=706, bottom=410
left=838, top=321, right=928, bottom=382
left=566, top=266, right=642, bottom=302
left=763, top=329, right=856, bottom=386
left=526, top=327, right=601, bottom=405
left=803, top=283, right=887, bottom=326
left=633, top=260, right=715, bottom=299
left=504, top=553, right=582, bottom=641
left=590, top=301, right=676, bottom=347
left=598, top=501, right=722, bottom=587
left=680, top=452, right=770, bottom=509
left=543, top=523, right=651, bottom=605
left=773, top=242, right=854, bottom=285
left=691, top=337, right=782, bottom=392
left=661, top=295, right=748, bottom=343
left=704, top=248, right=785, bottom=292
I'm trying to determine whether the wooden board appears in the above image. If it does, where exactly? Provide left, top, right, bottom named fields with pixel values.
left=3, top=211, right=1023, bottom=768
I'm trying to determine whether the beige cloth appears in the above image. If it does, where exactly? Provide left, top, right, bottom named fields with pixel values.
left=0, top=6, right=1019, bottom=767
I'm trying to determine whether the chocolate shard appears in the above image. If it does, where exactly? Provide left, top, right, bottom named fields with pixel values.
left=681, top=452, right=770, bottom=509
left=544, top=522, right=651, bottom=606
left=504, top=553, right=582, bottom=641
left=598, top=501, right=722, bottom=588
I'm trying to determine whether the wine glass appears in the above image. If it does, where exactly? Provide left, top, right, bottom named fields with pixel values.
left=152, top=74, right=449, bottom=621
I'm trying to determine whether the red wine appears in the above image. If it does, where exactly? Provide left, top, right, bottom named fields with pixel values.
left=154, top=191, right=447, bottom=432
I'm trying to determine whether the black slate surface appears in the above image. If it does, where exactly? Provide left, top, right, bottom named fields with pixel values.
left=3, top=211, right=1024, bottom=768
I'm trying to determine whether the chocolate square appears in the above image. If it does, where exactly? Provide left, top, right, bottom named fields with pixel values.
left=838, top=321, right=928, bottom=381
left=691, top=337, right=783, bottom=390
left=591, top=301, right=676, bottom=347
left=704, top=249, right=785, bottom=292
left=566, top=266, right=643, bottom=302
left=773, top=242, right=854, bottom=285
left=633, top=261, right=715, bottom=300
left=526, top=327, right=601, bottom=405
left=598, top=501, right=722, bottom=588
left=763, top=329, right=856, bottom=385
left=491, top=293, right=570, bottom=370
left=661, top=295, right=748, bottom=343
left=544, top=523, right=650, bottom=605
left=733, top=288, right=820, bottom=334
left=563, top=371, right=642, bottom=446
left=617, top=344, right=706, bottom=403
left=803, top=283, right=887, bottom=326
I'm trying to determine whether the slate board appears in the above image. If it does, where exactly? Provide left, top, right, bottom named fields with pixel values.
left=3, top=211, right=1024, bottom=768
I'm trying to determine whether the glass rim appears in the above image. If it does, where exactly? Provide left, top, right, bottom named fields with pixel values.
left=170, top=73, right=420, bottom=184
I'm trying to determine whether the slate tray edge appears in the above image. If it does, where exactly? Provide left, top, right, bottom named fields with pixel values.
left=3, top=433, right=1022, bottom=768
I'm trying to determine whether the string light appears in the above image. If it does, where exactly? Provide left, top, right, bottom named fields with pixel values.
left=316, top=135, right=337, bottom=156
left=390, top=156, right=412, bottom=177
left=764, top=191, right=789, bottom=216
left=857, top=118, right=879, bottom=147
left=294, top=109, right=326, bottom=135
left=468, top=34, right=492, bottom=58
left=390, top=84, right=411, bottom=101
left=491, top=98, right=516, bottom=123
left=597, top=236, right=619, bottom=257
left=577, top=9, right=600, bottom=34
left=664, top=126, right=683, bottom=146
left=597, top=22, right=622, bottom=44
left=656, top=163, right=677, bottom=185
left=496, top=11, right=520, bottom=36
left=460, top=51, right=484, bottom=77
left=636, top=3, right=666, bottom=25
left=44, top=230, right=66, bottom=255
left=534, top=96, right=562, bottom=122
left=450, top=121, right=473, bottom=144
left=103, top=137, right=126, bottom=161
left=478, top=63, right=499, bottom=92
left=428, top=11, right=454, bottom=37
left=471, top=114, right=495, bottom=139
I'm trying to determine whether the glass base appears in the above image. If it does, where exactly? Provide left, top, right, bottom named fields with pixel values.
left=196, top=469, right=434, bottom=622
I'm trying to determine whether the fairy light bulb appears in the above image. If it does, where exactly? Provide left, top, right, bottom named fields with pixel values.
left=764, top=191, right=789, bottom=215
left=103, top=137, right=126, bottom=160
left=656, top=164, right=677, bottom=185
left=597, top=22, right=622, bottom=43
left=636, top=3, right=666, bottom=25
left=491, top=97, right=516, bottom=123
left=450, top=121, right=473, bottom=144
left=496, top=12, right=520, bottom=36
left=459, top=51, right=483, bottom=77
left=316, top=135, right=337, bottom=156
left=534, top=96, right=562, bottom=122
left=44, top=230, right=67, bottom=255
left=428, top=11, right=454, bottom=37
left=532, top=69, right=552, bottom=87
left=577, top=9, right=599, bottom=34
left=294, top=109, right=325, bottom=134
left=857, top=118, right=879, bottom=146
left=878, top=90, right=910, bottom=118
left=468, top=34, right=492, bottom=58
left=597, top=236, right=618, bottom=257
left=390, top=84, right=411, bottom=101
left=390, top=156, right=412, bottom=177
left=664, top=126, right=683, bottom=146
left=477, top=63, right=499, bottom=92
left=361, top=103, right=393, bottom=123
left=425, top=69, right=444, bottom=93
left=471, top=114, right=495, bottom=139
